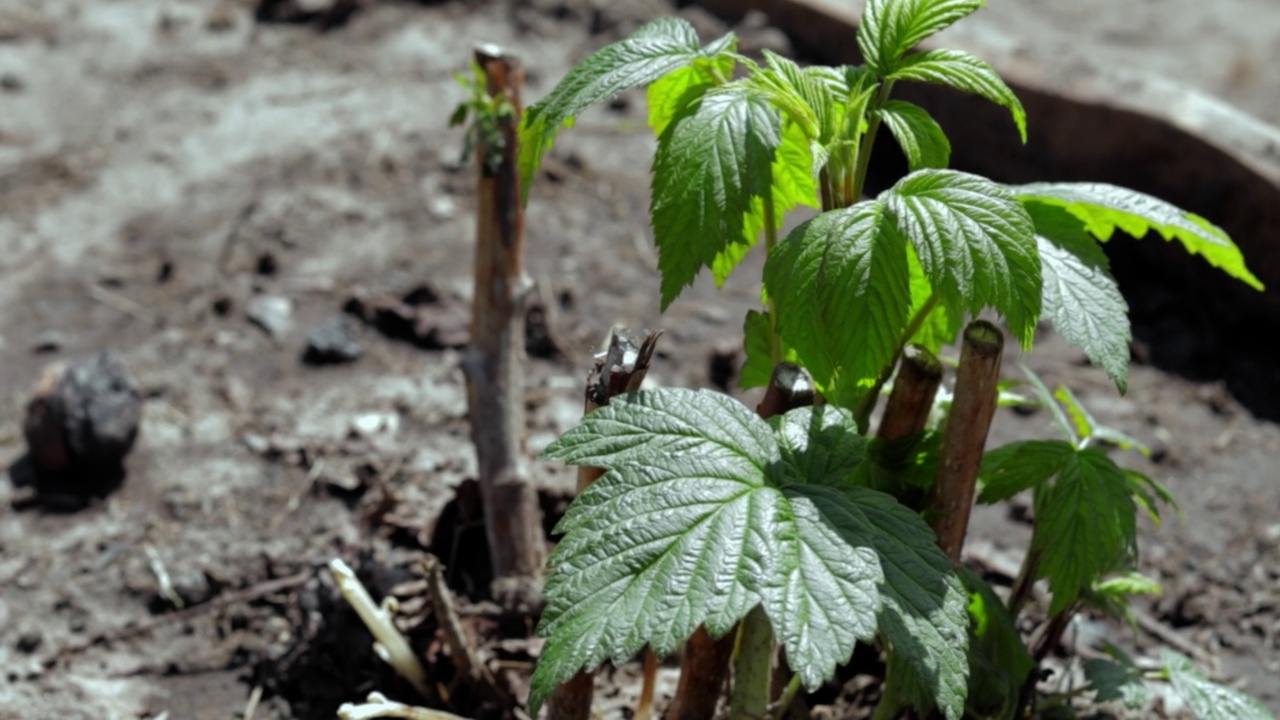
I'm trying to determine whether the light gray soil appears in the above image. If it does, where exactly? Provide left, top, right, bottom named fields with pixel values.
left=0, top=1, right=1275, bottom=718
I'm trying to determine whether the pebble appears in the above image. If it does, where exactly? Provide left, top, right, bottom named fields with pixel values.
left=427, top=196, right=457, bottom=220
left=303, top=316, right=362, bottom=364
left=350, top=411, right=399, bottom=439
left=32, top=330, right=63, bottom=354
left=15, top=630, right=42, bottom=654
left=246, top=295, right=293, bottom=338
left=23, top=351, right=142, bottom=485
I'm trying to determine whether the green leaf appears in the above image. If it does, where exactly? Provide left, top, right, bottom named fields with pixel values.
left=646, top=59, right=722, bottom=137
left=1012, top=182, right=1264, bottom=291
left=652, top=88, right=782, bottom=308
left=746, top=50, right=828, bottom=142
left=1034, top=448, right=1136, bottom=613
left=1094, top=571, right=1162, bottom=598
left=535, top=389, right=969, bottom=713
left=851, top=432, right=943, bottom=497
left=1125, top=469, right=1179, bottom=525
left=851, top=489, right=970, bottom=720
left=1163, top=650, right=1275, bottom=720
left=883, top=170, right=1041, bottom=347
left=1082, top=571, right=1162, bottom=628
left=719, top=119, right=821, bottom=287
left=888, top=49, right=1027, bottom=142
left=959, top=567, right=1034, bottom=720
left=766, top=484, right=885, bottom=690
left=535, top=388, right=933, bottom=712
left=1093, top=426, right=1151, bottom=456
left=530, top=455, right=774, bottom=715
left=543, top=388, right=775, bottom=479
left=1052, top=385, right=1098, bottom=439
left=1030, top=201, right=1132, bottom=392
left=520, top=18, right=726, bottom=202
left=1084, top=658, right=1148, bottom=709
left=977, top=440, right=1075, bottom=503
left=906, top=245, right=958, bottom=352
left=448, top=102, right=470, bottom=128
left=764, top=201, right=912, bottom=407
left=772, top=405, right=867, bottom=486
left=770, top=117, right=822, bottom=213
left=858, top=0, right=985, bottom=77
left=878, top=100, right=951, bottom=171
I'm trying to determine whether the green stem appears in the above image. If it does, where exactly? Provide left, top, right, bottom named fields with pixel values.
left=819, top=167, right=835, bottom=212
left=1035, top=684, right=1095, bottom=710
left=764, top=198, right=783, bottom=366
left=851, top=80, right=895, bottom=201
left=770, top=674, right=803, bottom=720
left=853, top=292, right=941, bottom=429
left=870, top=659, right=905, bottom=720
left=1006, top=546, right=1042, bottom=617
left=730, top=606, right=774, bottom=720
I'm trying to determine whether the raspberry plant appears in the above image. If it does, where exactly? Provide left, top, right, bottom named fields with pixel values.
left=516, top=1, right=1270, bottom=717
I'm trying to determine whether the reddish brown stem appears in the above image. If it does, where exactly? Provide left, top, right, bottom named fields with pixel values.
left=547, top=330, right=661, bottom=720
left=461, top=45, right=545, bottom=585
left=666, top=627, right=737, bottom=720
left=546, top=673, right=594, bottom=720
left=877, top=344, right=943, bottom=442
left=927, top=321, right=1004, bottom=563
left=636, top=648, right=660, bottom=720
left=666, top=363, right=814, bottom=720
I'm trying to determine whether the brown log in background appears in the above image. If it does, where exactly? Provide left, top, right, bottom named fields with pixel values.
left=927, top=321, right=1004, bottom=562
left=461, top=45, right=545, bottom=585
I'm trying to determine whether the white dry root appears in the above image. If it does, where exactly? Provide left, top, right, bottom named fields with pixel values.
left=337, top=692, right=473, bottom=720
left=328, top=558, right=431, bottom=697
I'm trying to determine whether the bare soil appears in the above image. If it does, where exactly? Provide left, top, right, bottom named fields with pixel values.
left=0, top=1, right=1276, bottom=719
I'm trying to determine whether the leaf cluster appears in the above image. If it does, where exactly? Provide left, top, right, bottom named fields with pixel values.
left=512, top=1, right=1269, bottom=718
left=532, top=390, right=970, bottom=719
left=977, top=368, right=1176, bottom=614
left=518, top=10, right=1260, bottom=409
left=449, top=62, right=515, bottom=176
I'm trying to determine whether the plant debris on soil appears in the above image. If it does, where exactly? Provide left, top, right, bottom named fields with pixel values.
left=0, top=1, right=1277, bottom=719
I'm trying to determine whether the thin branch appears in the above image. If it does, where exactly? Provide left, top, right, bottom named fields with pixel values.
left=462, top=44, right=545, bottom=582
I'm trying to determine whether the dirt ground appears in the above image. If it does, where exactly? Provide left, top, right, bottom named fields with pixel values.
left=0, top=1, right=1276, bottom=718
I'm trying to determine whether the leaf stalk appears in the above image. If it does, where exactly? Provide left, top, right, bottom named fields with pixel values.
left=851, top=80, right=895, bottom=201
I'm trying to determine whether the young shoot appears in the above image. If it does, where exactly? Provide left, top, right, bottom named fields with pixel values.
left=328, top=558, right=430, bottom=699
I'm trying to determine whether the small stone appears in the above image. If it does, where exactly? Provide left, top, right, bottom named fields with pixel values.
left=303, top=316, right=362, bottom=365
left=171, top=569, right=213, bottom=606
left=350, top=412, right=399, bottom=439
left=426, top=196, right=457, bottom=220
left=15, top=631, right=42, bottom=654
left=242, top=432, right=271, bottom=455
left=22, top=351, right=142, bottom=492
left=32, top=330, right=63, bottom=354
left=246, top=295, right=293, bottom=338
